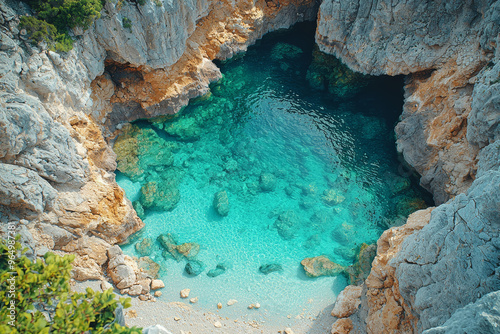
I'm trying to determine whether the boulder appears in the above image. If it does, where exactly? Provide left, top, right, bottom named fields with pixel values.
left=322, top=189, right=345, bottom=206
left=331, top=285, right=363, bottom=318
left=274, top=210, right=300, bottom=240
left=176, top=242, right=200, bottom=259
left=151, top=279, right=165, bottom=290
left=259, top=172, right=276, bottom=192
left=137, top=257, right=161, bottom=279
left=110, top=264, right=137, bottom=289
left=207, top=263, right=228, bottom=277
left=135, top=237, right=153, bottom=256
left=259, top=263, right=283, bottom=274
left=301, top=255, right=346, bottom=278
left=140, top=181, right=180, bottom=212
left=185, top=260, right=205, bottom=276
left=213, top=190, right=230, bottom=216
left=128, top=284, right=143, bottom=296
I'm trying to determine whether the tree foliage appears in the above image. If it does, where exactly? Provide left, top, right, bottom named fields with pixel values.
left=20, top=0, right=103, bottom=52
left=0, top=238, right=141, bottom=334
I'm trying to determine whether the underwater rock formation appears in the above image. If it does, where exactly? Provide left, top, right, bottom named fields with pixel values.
left=300, top=255, right=346, bottom=278
left=259, top=263, right=284, bottom=274
left=213, top=190, right=230, bottom=216
left=185, top=259, right=206, bottom=276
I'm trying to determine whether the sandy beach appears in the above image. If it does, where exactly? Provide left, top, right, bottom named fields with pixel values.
left=73, top=280, right=334, bottom=333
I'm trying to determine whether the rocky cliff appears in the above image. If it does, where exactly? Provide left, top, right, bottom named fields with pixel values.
left=317, top=0, right=500, bottom=333
left=0, top=0, right=317, bottom=282
left=1, top=0, right=499, bottom=332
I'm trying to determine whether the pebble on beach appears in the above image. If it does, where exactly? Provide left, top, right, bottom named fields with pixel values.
left=180, top=288, right=191, bottom=298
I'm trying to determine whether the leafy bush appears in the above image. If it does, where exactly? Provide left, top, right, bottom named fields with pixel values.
left=25, top=0, right=103, bottom=30
left=0, top=238, right=141, bottom=334
left=122, top=16, right=132, bottom=29
left=21, top=0, right=103, bottom=52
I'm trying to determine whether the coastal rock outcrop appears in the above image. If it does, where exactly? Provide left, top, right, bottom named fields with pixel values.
left=318, top=4, right=499, bottom=331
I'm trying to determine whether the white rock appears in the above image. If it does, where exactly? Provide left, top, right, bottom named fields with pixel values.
left=227, top=299, right=238, bottom=306
left=128, top=284, right=143, bottom=296
left=180, top=288, right=190, bottom=298
left=151, top=279, right=165, bottom=290
left=331, top=285, right=363, bottom=318
left=214, top=321, right=222, bottom=328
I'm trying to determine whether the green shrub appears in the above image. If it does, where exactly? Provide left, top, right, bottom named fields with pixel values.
left=0, top=238, right=141, bottom=334
left=122, top=16, right=132, bottom=29
left=26, top=0, right=102, bottom=31
left=21, top=0, right=103, bottom=52
left=19, top=16, right=74, bottom=52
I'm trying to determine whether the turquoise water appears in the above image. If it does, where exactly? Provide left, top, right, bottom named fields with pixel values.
left=115, top=23, right=429, bottom=326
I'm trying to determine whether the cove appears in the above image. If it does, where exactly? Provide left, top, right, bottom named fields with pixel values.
left=114, top=22, right=431, bottom=327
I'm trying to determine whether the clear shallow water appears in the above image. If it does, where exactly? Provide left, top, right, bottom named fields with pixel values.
left=115, top=23, right=429, bottom=326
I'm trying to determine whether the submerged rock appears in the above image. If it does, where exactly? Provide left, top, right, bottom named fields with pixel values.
left=270, top=43, right=303, bottom=61
left=274, top=210, right=300, bottom=240
left=158, top=234, right=200, bottom=261
left=300, top=255, right=346, bottom=277
left=259, top=263, right=283, bottom=274
left=213, top=190, right=230, bottom=216
left=157, top=233, right=178, bottom=253
left=259, top=172, right=277, bottom=192
left=176, top=242, right=200, bottom=259
left=303, top=234, right=321, bottom=249
left=305, top=46, right=368, bottom=99
left=322, top=188, right=345, bottom=206
left=185, top=260, right=205, bottom=276
left=207, top=262, right=230, bottom=278
left=137, top=257, right=161, bottom=279
left=140, top=181, right=180, bottom=212
left=132, top=200, right=145, bottom=219
left=135, top=237, right=153, bottom=256
left=345, top=243, right=377, bottom=285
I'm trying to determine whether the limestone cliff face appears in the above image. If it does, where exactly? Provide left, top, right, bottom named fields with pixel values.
left=0, top=0, right=318, bottom=281
left=318, top=1, right=500, bottom=333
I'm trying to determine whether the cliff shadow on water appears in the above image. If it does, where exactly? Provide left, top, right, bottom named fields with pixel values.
left=113, top=21, right=433, bottom=327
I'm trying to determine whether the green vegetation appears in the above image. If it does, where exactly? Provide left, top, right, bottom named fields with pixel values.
left=0, top=238, right=141, bottom=334
left=122, top=16, right=132, bottom=30
left=21, top=0, right=103, bottom=52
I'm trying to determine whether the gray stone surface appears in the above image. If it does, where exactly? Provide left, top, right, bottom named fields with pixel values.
left=316, top=0, right=499, bottom=75
left=39, top=223, right=76, bottom=249
left=0, top=163, right=56, bottom=213
left=94, top=0, right=210, bottom=69
left=0, top=93, right=88, bottom=186
left=393, top=169, right=500, bottom=331
left=468, top=61, right=500, bottom=150
left=476, top=141, right=500, bottom=178
left=423, top=290, right=500, bottom=334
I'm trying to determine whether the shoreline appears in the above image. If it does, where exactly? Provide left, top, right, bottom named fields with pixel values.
left=73, top=280, right=335, bottom=333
